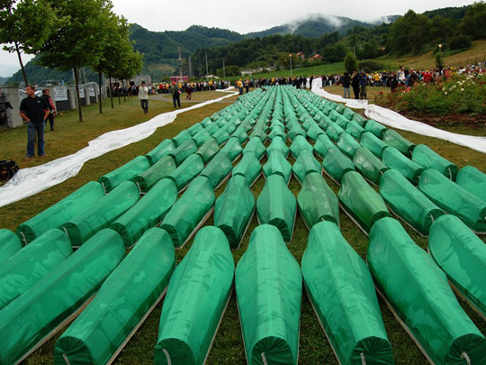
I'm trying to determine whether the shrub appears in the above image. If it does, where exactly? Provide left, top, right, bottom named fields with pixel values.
left=344, top=52, right=358, bottom=73
left=448, top=35, right=472, bottom=50
left=358, top=60, right=384, bottom=72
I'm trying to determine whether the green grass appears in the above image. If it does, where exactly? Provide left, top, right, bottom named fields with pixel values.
left=0, top=88, right=485, bottom=364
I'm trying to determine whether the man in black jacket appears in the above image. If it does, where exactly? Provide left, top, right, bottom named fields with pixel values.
left=19, top=85, right=49, bottom=158
left=351, top=71, right=360, bottom=100
left=342, top=73, right=351, bottom=98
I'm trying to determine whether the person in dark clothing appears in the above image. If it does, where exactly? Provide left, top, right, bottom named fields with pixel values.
left=342, top=73, right=351, bottom=98
left=359, top=72, right=368, bottom=99
left=390, top=74, right=399, bottom=92
left=170, top=82, right=181, bottom=108
left=41, top=89, right=56, bottom=131
left=351, top=71, right=360, bottom=99
left=20, top=85, right=49, bottom=158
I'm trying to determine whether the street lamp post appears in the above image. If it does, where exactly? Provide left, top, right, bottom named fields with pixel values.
left=289, top=53, right=293, bottom=78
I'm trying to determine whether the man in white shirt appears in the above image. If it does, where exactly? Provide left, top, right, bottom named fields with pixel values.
left=138, top=81, right=149, bottom=114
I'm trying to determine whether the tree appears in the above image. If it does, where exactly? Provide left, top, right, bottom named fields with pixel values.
left=344, top=52, right=358, bottom=73
left=461, top=2, right=486, bottom=39
left=37, top=0, right=114, bottom=122
left=0, top=0, right=58, bottom=85
left=388, top=10, right=431, bottom=55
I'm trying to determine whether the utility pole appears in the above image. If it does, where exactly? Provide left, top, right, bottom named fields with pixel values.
left=205, top=52, right=209, bottom=76
left=188, top=55, right=192, bottom=79
left=178, top=46, right=183, bottom=78
left=289, top=53, right=293, bottom=77
left=223, top=58, right=226, bottom=79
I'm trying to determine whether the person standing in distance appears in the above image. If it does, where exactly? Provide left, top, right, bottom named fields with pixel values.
left=170, top=82, right=181, bottom=108
left=138, top=81, right=149, bottom=114
left=41, top=88, right=56, bottom=131
left=20, top=85, right=49, bottom=158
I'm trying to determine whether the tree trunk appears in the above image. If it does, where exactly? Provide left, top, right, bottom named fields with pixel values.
left=15, top=42, right=28, bottom=86
left=98, top=72, right=103, bottom=114
left=73, top=67, right=83, bottom=122
left=123, top=80, right=127, bottom=102
left=109, top=76, right=114, bottom=109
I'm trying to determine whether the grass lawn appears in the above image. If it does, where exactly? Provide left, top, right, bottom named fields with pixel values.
left=0, top=87, right=485, bottom=364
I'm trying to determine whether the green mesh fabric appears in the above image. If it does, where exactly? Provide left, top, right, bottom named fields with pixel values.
left=267, top=136, right=289, bottom=157
left=337, top=132, right=361, bottom=158
left=133, top=155, right=176, bottom=193
left=62, top=181, right=140, bottom=246
left=360, top=132, right=388, bottom=158
left=297, top=172, right=339, bottom=228
left=322, top=147, right=355, bottom=183
left=353, top=147, right=389, bottom=185
left=326, top=123, right=345, bottom=142
left=193, top=129, right=212, bottom=147
left=256, top=174, right=296, bottom=241
left=288, top=125, right=305, bottom=140
left=213, top=128, right=231, bottom=145
left=173, top=129, right=192, bottom=147
left=201, top=152, right=233, bottom=189
left=145, top=140, right=175, bottom=164
left=364, top=119, right=387, bottom=138
left=382, top=147, right=424, bottom=184
left=346, top=120, right=366, bottom=139
left=430, top=215, right=486, bottom=318
left=154, top=227, right=234, bottom=365
left=196, top=137, right=219, bottom=163
left=353, top=113, right=367, bottom=126
left=169, top=139, right=197, bottom=165
left=56, top=228, right=175, bottom=365
left=302, top=221, right=393, bottom=365
left=220, top=137, right=242, bottom=161
left=99, top=156, right=151, bottom=192
left=306, top=124, right=324, bottom=141
left=231, top=127, right=248, bottom=144
left=0, top=229, right=72, bottom=310
left=0, top=229, right=22, bottom=263
left=236, top=225, right=302, bottom=365
left=412, top=144, right=458, bottom=180
left=382, top=130, right=415, bottom=156
left=168, top=153, right=204, bottom=190
left=187, top=122, right=203, bottom=136
left=314, top=133, right=335, bottom=158
left=290, top=135, right=313, bottom=158
left=343, top=107, right=355, bottom=120
left=0, top=229, right=125, bottom=365
left=368, top=217, right=486, bottom=365
left=17, top=181, right=105, bottom=243
left=160, top=176, right=215, bottom=247
left=110, top=179, right=178, bottom=247
left=338, top=171, right=389, bottom=231
left=292, top=150, right=321, bottom=183
left=269, top=126, right=286, bottom=140
left=263, top=151, right=292, bottom=184
left=379, top=169, right=443, bottom=235
left=232, top=152, right=262, bottom=186
left=456, top=166, right=486, bottom=202
left=244, top=137, right=266, bottom=160
left=335, top=115, right=349, bottom=129
left=418, top=169, right=486, bottom=232
left=214, top=175, right=255, bottom=248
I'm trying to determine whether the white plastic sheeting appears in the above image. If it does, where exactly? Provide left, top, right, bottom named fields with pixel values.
left=0, top=90, right=238, bottom=208
left=311, top=78, right=486, bottom=154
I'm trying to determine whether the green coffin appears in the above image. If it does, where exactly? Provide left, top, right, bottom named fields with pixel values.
left=145, top=140, right=175, bottom=164
left=133, top=155, right=177, bottom=193
left=168, top=153, right=204, bottom=191
left=99, top=156, right=151, bottom=192
left=196, top=137, right=219, bottom=163
left=382, top=146, right=424, bottom=184
left=456, top=166, right=486, bottom=202
left=412, top=144, right=458, bottom=180
left=0, top=229, right=22, bottom=263
left=360, top=132, right=387, bottom=158
left=322, top=148, right=355, bottom=183
left=353, top=147, right=389, bottom=185
left=263, top=151, right=292, bottom=184
left=292, top=150, right=321, bottom=183
left=232, top=152, right=262, bottom=186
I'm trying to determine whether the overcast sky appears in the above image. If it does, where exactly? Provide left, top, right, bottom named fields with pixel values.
left=0, top=0, right=477, bottom=77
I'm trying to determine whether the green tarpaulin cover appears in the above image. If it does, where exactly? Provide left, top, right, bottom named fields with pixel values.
left=0, top=229, right=71, bottom=310
left=221, top=136, right=242, bottom=161
left=173, top=130, right=192, bottom=147
left=429, top=214, right=486, bottom=318
left=326, top=123, right=345, bottom=142
left=161, top=176, right=215, bottom=247
left=215, top=175, right=255, bottom=248
left=232, top=127, right=248, bottom=144
left=292, top=150, right=321, bottom=183
left=201, top=152, right=233, bottom=189
left=382, top=147, right=424, bottom=184
left=360, top=132, right=387, bottom=158
left=196, top=137, right=219, bottom=163
left=306, top=124, right=324, bottom=141
left=111, top=179, right=178, bottom=247
left=353, top=147, right=389, bottom=185
left=187, top=122, right=203, bottom=136
left=288, top=125, right=305, bottom=140
left=290, top=135, right=313, bottom=158
left=346, top=120, right=366, bottom=139
left=267, top=136, right=289, bottom=157
left=368, top=217, right=486, bottom=365
left=263, top=151, right=292, bottom=184
left=314, top=134, right=335, bottom=158
left=236, top=224, right=302, bottom=365
left=193, top=129, right=212, bottom=147
left=133, top=155, right=176, bottom=193
left=62, top=181, right=140, bottom=246
left=412, top=144, right=458, bottom=180
left=456, top=166, right=486, bottom=202
left=297, top=172, right=339, bottom=229
left=302, top=221, right=393, bottom=365
left=0, top=228, right=125, bottom=365
left=418, top=169, right=486, bottom=232
left=257, top=174, right=296, bottom=241
left=244, top=137, right=266, bottom=160
left=233, top=152, right=261, bottom=186
left=269, top=126, right=286, bottom=140
left=379, top=169, right=443, bottom=235
left=0, top=229, right=21, bottom=263
left=343, top=107, right=355, bottom=120
left=146, top=140, right=175, bottom=164
left=335, top=115, right=349, bottom=129
left=55, top=228, right=175, bottom=365
left=168, top=153, right=204, bottom=191
left=339, top=171, right=389, bottom=231
left=154, top=226, right=234, bottom=365
left=364, top=120, right=387, bottom=138
left=337, top=133, right=361, bottom=158
left=99, top=156, right=151, bottom=192
left=353, top=113, right=367, bottom=126
left=213, top=128, right=231, bottom=145
left=17, top=181, right=105, bottom=243
left=169, top=139, right=197, bottom=165
left=322, top=148, right=355, bottom=183
left=382, top=130, right=414, bottom=156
